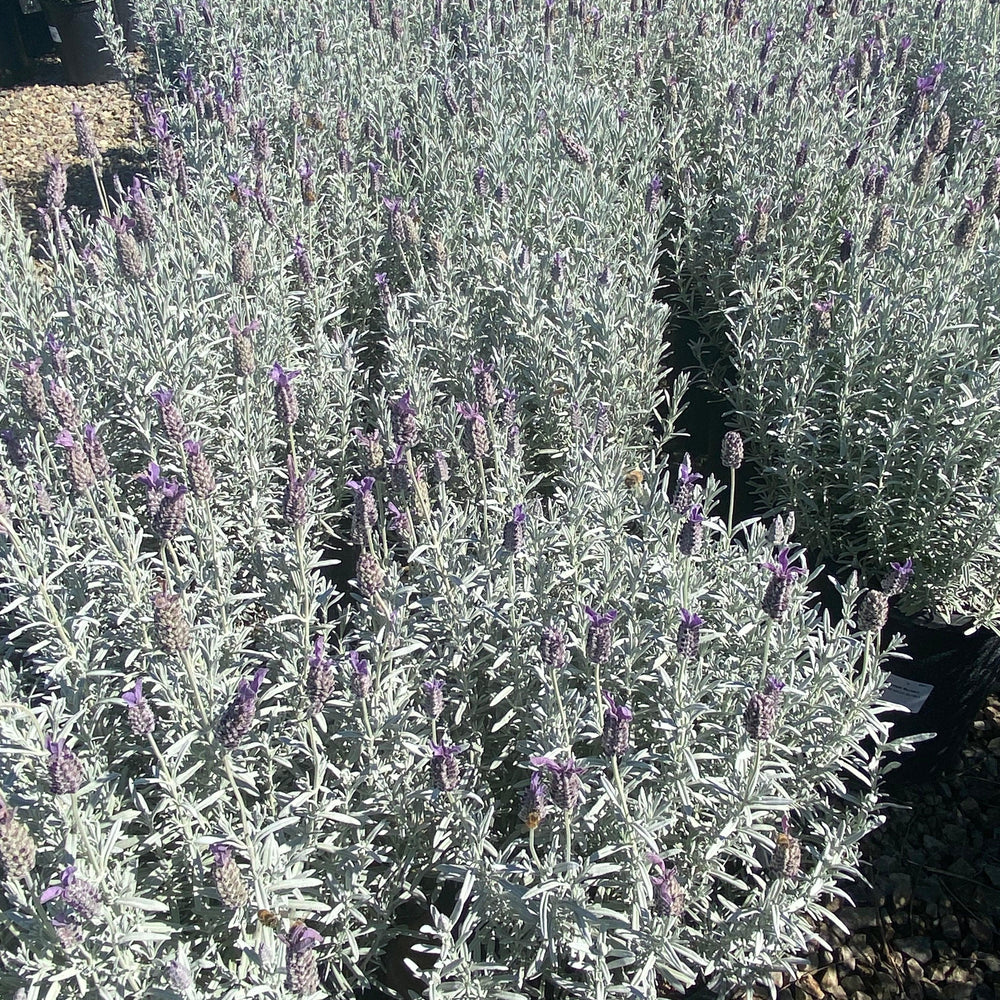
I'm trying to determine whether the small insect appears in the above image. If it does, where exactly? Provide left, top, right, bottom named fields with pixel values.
left=624, top=468, right=645, bottom=488
left=525, top=810, right=542, bottom=831
left=773, top=832, right=792, bottom=850
left=257, top=907, right=301, bottom=930
left=305, top=111, right=324, bottom=130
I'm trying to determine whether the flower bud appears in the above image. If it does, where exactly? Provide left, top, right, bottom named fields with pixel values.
left=46, top=737, right=84, bottom=795
left=743, top=677, right=784, bottom=740
left=216, top=669, right=267, bottom=750
left=856, top=589, right=889, bottom=632
left=152, top=589, right=190, bottom=654
left=585, top=606, right=618, bottom=663
left=210, top=843, right=249, bottom=908
left=0, top=797, right=36, bottom=880
left=721, top=430, right=744, bottom=469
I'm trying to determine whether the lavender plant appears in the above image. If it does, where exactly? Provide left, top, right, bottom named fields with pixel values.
left=656, top=0, right=1000, bottom=627
left=0, top=0, right=913, bottom=997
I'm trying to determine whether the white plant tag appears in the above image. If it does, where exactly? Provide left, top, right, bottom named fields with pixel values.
left=49, top=26, right=62, bottom=43
left=882, top=673, right=934, bottom=714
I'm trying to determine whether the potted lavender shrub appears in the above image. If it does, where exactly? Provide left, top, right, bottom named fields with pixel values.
left=0, top=0, right=910, bottom=993
left=655, top=0, right=1000, bottom=781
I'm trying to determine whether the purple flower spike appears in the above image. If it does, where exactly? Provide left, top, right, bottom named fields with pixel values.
left=122, top=677, right=155, bottom=736
left=429, top=741, right=464, bottom=791
left=881, top=557, right=914, bottom=596
left=472, top=359, right=498, bottom=410
left=422, top=677, right=445, bottom=719
left=761, top=548, right=806, bottom=620
left=601, top=691, right=633, bottom=758
left=503, top=503, right=526, bottom=553
left=216, top=668, right=268, bottom=749
left=285, top=922, right=323, bottom=994
left=519, top=771, right=549, bottom=828
left=676, top=607, right=704, bottom=659
left=671, top=453, right=703, bottom=512
left=391, top=390, right=419, bottom=448
left=348, top=650, right=372, bottom=699
left=270, top=364, right=301, bottom=426
left=46, top=736, right=84, bottom=794
left=456, top=401, right=489, bottom=460
left=585, top=605, right=618, bottom=663
left=40, top=864, right=101, bottom=919
left=529, top=754, right=585, bottom=810
left=649, top=854, right=686, bottom=918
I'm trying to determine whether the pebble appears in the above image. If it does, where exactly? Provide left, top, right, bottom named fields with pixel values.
left=941, top=913, right=963, bottom=943
left=835, top=946, right=856, bottom=974
left=891, top=872, right=914, bottom=907
left=896, top=938, right=935, bottom=964
left=842, top=906, right=881, bottom=932
left=797, top=972, right=823, bottom=999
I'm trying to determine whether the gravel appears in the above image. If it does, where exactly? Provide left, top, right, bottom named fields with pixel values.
left=774, top=693, right=1000, bottom=1000
left=2, top=59, right=1000, bottom=1000
left=0, top=56, right=148, bottom=231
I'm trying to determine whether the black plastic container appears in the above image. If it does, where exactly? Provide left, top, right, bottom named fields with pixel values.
left=876, top=608, right=1000, bottom=788
left=0, top=0, right=32, bottom=79
left=111, top=0, right=137, bottom=51
left=40, top=0, right=120, bottom=84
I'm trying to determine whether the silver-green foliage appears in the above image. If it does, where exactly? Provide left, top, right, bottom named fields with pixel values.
left=659, top=0, right=1000, bottom=627
left=0, top=0, right=901, bottom=997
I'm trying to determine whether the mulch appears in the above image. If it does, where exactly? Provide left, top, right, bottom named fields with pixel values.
left=0, top=56, right=148, bottom=231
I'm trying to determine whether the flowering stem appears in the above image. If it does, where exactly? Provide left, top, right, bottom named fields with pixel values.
left=406, top=451, right=432, bottom=525
left=728, top=467, right=736, bottom=536
left=221, top=754, right=264, bottom=906
left=476, top=456, right=489, bottom=541
left=549, top=663, right=570, bottom=747
left=179, top=648, right=211, bottom=731
left=88, top=158, right=110, bottom=218
left=204, top=502, right=229, bottom=635
left=68, top=795, right=101, bottom=875
left=84, top=488, right=142, bottom=605
left=148, top=733, right=200, bottom=860
left=164, top=539, right=185, bottom=584
left=594, top=661, right=603, bottom=729
left=287, top=426, right=298, bottom=474
left=760, top=618, right=774, bottom=687
left=360, top=697, right=375, bottom=748
left=563, top=809, right=574, bottom=870
left=528, top=827, right=541, bottom=868
left=294, top=522, right=312, bottom=704
left=611, top=755, right=638, bottom=855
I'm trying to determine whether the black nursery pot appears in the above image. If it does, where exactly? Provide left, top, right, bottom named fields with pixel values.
left=40, top=0, right=120, bottom=85
left=877, top=607, right=1000, bottom=788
